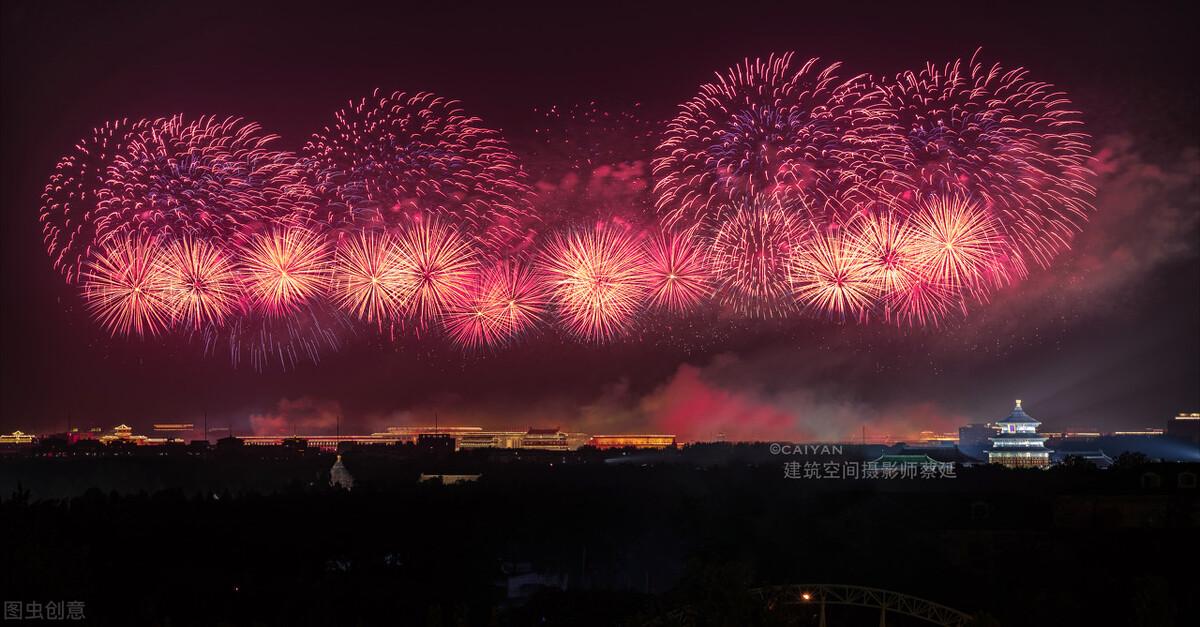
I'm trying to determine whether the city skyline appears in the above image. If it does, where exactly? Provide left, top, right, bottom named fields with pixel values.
left=3, top=1, right=1197, bottom=441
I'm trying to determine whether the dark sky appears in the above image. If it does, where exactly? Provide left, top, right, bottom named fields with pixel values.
left=2, top=0, right=1197, bottom=438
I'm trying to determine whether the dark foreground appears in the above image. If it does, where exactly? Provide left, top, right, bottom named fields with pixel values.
left=2, top=445, right=1197, bottom=626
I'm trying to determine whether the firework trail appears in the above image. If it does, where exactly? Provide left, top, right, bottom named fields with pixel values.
left=790, top=229, right=879, bottom=320
left=161, top=237, right=241, bottom=331
left=653, top=52, right=891, bottom=231
left=876, top=50, right=1094, bottom=270
left=238, top=228, right=333, bottom=318
left=330, top=230, right=408, bottom=326
left=40, top=119, right=151, bottom=284
left=540, top=223, right=649, bottom=342
left=392, top=217, right=478, bottom=327
left=304, top=90, right=535, bottom=256
left=643, top=229, right=712, bottom=313
left=82, top=235, right=174, bottom=337
left=96, top=115, right=311, bottom=244
left=707, top=196, right=806, bottom=318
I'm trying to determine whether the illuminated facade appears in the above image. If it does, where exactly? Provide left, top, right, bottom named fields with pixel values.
left=986, top=400, right=1052, bottom=469
left=588, top=435, right=677, bottom=449
left=520, top=428, right=569, bottom=451
left=0, top=430, right=36, bottom=445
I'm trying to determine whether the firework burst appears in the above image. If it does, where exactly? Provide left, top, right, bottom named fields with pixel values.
left=95, top=115, right=311, bottom=244
left=238, top=228, right=333, bottom=318
left=653, top=52, right=891, bottom=231
left=790, top=229, right=879, bottom=320
left=540, top=223, right=649, bottom=342
left=82, top=235, right=174, bottom=337
left=707, top=197, right=805, bottom=318
left=643, top=229, right=712, bottom=313
left=443, top=262, right=550, bottom=350
left=392, top=217, right=478, bottom=326
left=40, top=118, right=151, bottom=284
left=908, top=194, right=1006, bottom=296
left=162, top=237, right=241, bottom=331
left=877, top=51, right=1095, bottom=269
left=330, top=230, right=408, bottom=326
left=304, top=90, right=535, bottom=256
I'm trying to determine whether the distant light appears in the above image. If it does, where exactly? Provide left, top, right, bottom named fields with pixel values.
left=801, top=592, right=812, bottom=601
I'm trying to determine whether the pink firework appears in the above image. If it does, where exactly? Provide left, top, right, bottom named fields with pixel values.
left=444, top=262, right=549, bottom=350
left=790, top=230, right=878, bottom=320
left=330, top=230, right=408, bottom=325
left=162, top=237, right=241, bottom=331
left=846, top=210, right=920, bottom=297
left=82, top=235, right=174, bottom=337
left=707, top=197, right=805, bottom=318
left=643, top=229, right=712, bottom=313
left=238, top=228, right=333, bottom=318
left=392, top=217, right=478, bottom=326
left=540, top=223, right=649, bottom=343
left=877, top=51, right=1094, bottom=269
left=884, top=277, right=960, bottom=328
left=40, top=118, right=150, bottom=284
left=304, top=90, right=535, bottom=256
left=95, top=115, right=311, bottom=244
left=653, top=52, right=891, bottom=231
left=908, top=194, right=1006, bottom=296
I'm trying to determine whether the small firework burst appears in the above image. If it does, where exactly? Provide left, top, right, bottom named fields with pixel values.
left=238, top=228, right=332, bottom=318
left=791, top=230, right=879, bottom=320
left=161, top=237, right=241, bottom=331
left=330, top=230, right=408, bottom=326
left=444, top=261, right=550, bottom=350
left=643, top=229, right=712, bottom=313
left=707, top=196, right=805, bottom=318
left=82, top=235, right=174, bottom=337
left=908, top=194, right=1006, bottom=296
left=540, top=223, right=649, bottom=342
left=392, top=217, right=478, bottom=327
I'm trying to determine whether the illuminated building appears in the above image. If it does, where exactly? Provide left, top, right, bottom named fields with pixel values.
left=986, top=400, right=1053, bottom=469
left=588, top=435, right=677, bottom=450
left=0, top=430, right=36, bottom=445
left=419, top=473, right=481, bottom=484
left=520, top=427, right=569, bottom=451
left=99, top=424, right=148, bottom=445
left=1166, top=412, right=1200, bottom=445
left=330, top=455, right=354, bottom=490
left=458, top=431, right=526, bottom=450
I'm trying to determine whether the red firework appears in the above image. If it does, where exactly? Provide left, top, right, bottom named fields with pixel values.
left=162, top=237, right=241, bottom=331
left=392, top=217, right=478, bottom=326
left=791, top=230, right=878, bottom=320
left=330, top=230, right=408, bottom=326
left=95, top=115, right=311, bottom=244
left=82, top=235, right=174, bottom=337
left=40, top=118, right=150, bottom=284
left=707, top=197, right=805, bottom=318
left=908, top=194, right=1006, bottom=296
left=444, top=262, right=550, bottom=350
left=877, top=51, right=1095, bottom=270
left=653, top=52, right=891, bottom=231
left=644, top=229, right=712, bottom=313
left=304, top=90, right=535, bottom=256
left=540, top=223, right=649, bottom=342
left=238, top=228, right=333, bottom=318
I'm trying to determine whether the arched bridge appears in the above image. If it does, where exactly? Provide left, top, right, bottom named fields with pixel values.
left=752, top=584, right=973, bottom=627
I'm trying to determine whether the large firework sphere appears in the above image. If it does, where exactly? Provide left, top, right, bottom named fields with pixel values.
left=652, top=52, right=892, bottom=231
left=304, top=90, right=536, bottom=256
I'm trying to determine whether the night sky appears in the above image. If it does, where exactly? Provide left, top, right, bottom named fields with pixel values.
left=2, top=1, right=1197, bottom=439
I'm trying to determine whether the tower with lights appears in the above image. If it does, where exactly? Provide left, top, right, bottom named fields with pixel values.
left=986, top=400, right=1052, bottom=468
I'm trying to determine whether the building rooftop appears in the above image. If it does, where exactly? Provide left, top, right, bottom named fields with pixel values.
left=997, top=400, right=1041, bottom=425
